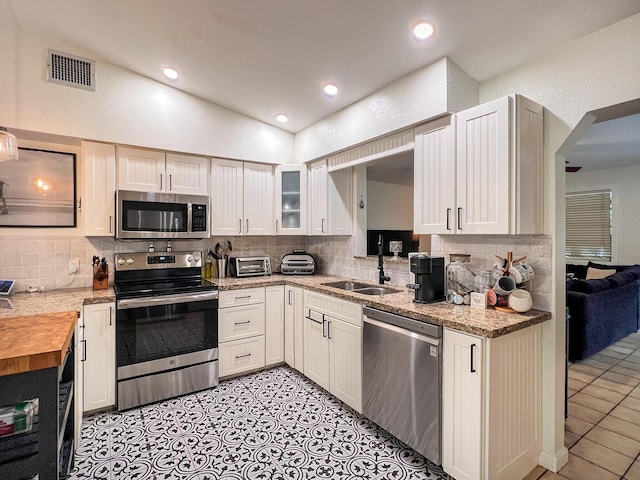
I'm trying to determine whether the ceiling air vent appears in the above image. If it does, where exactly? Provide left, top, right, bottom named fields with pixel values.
left=47, top=49, right=96, bottom=91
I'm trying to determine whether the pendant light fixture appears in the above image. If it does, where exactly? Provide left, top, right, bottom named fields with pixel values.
left=0, top=127, right=18, bottom=162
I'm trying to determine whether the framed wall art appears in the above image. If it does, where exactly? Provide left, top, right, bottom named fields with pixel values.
left=0, top=147, right=77, bottom=227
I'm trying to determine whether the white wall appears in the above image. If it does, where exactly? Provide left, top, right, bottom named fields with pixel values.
left=0, top=17, right=293, bottom=164
left=567, top=164, right=640, bottom=265
left=294, top=57, right=478, bottom=163
left=479, top=11, right=640, bottom=473
left=366, top=180, right=413, bottom=230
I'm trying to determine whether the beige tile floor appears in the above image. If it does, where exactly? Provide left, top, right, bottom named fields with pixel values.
left=525, top=331, right=640, bottom=480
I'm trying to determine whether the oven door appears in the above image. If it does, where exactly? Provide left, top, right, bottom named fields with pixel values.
left=116, top=291, right=218, bottom=373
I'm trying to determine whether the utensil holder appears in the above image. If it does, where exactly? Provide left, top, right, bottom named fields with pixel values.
left=217, top=259, right=226, bottom=278
left=93, top=264, right=108, bottom=290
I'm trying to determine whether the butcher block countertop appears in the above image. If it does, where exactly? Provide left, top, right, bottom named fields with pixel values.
left=0, top=311, right=78, bottom=376
left=0, top=288, right=115, bottom=376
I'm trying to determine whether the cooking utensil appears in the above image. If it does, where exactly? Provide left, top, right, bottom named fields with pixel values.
left=214, top=242, right=222, bottom=259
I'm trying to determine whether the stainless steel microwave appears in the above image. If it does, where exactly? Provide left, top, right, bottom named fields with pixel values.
left=115, top=190, right=209, bottom=239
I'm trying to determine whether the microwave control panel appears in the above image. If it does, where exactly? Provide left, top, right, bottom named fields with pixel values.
left=192, top=204, right=208, bottom=232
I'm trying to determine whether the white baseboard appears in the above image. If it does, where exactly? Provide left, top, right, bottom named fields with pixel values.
left=538, top=447, right=569, bottom=472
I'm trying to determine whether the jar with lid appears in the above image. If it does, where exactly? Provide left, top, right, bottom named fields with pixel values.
left=446, top=254, right=476, bottom=304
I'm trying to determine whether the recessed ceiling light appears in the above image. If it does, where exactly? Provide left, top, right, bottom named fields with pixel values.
left=276, top=113, right=289, bottom=123
left=323, top=83, right=339, bottom=98
left=412, top=21, right=434, bottom=42
left=163, top=66, right=179, bottom=80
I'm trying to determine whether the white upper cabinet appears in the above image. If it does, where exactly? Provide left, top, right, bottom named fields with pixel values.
left=165, top=153, right=210, bottom=195
left=210, top=158, right=274, bottom=236
left=414, top=95, right=543, bottom=235
left=328, top=168, right=353, bottom=235
left=275, top=164, right=307, bottom=235
left=456, top=95, right=543, bottom=234
left=308, top=159, right=353, bottom=235
left=413, top=117, right=456, bottom=235
left=117, top=146, right=209, bottom=195
left=82, top=141, right=116, bottom=236
left=308, top=159, right=328, bottom=235
left=244, top=163, right=275, bottom=235
left=210, top=158, right=244, bottom=235
left=456, top=97, right=511, bottom=234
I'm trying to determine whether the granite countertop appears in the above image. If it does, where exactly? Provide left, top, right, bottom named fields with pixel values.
left=212, top=274, right=551, bottom=338
left=0, top=287, right=115, bottom=319
left=0, top=275, right=550, bottom=339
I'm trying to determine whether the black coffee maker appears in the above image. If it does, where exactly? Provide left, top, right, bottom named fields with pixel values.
left=407, top=255, right=445, bottom=304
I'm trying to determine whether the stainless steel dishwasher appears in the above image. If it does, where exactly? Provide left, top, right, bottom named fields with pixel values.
left=363, top=306, right=442, bottom=465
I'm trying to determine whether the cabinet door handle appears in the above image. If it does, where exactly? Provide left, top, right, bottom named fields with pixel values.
left=109, top=215, right=113, bottom=233
left=235, top=295, right=252, bottom=301
left=169, top=174, right=172, bottom=191
left=238, top=219, right=243, bottom=234
left=457, top=207, right=463, bottom=231
left=288, top=289, right=293, bottom=305
left=446, top=208, right=452, bottom=231
left=160, top=174, right=163, bottom=191
left=246, top=219, right=249, bottom=234
left=235, top=353, right=252, bottom=359
left=109, top=306, right=113, bottom=326
left=234, top=320, right=251, bottom=326
left=322, top=315, right=327, bottom=338
left=276, top=219, right=279, bottom=233
left=81, top=339, right=87, bottom=362
left=470, top=343, right=477, bottom=373
left=321, top=218, right=326, bottom=233
left=327, top=320, right=332, bottom=339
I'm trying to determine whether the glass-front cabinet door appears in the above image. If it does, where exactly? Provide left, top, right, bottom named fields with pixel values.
left=275, top=164, right=307, bottom=235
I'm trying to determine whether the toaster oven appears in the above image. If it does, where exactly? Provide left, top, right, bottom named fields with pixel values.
left=229, top=256, right=272, bottom=277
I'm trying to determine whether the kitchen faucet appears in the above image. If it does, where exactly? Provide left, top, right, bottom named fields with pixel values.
left=378, top=234, right=390, bottom=285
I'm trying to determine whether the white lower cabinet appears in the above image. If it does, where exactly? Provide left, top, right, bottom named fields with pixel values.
left=442, top=326, right=542, bottom=480
left=219, top=288, right=266, bottom=377
left=82, top=303, right=116, bottom=412
left=284, top=285, right=304, bottom=372
left=265, top=285, right=285, bottom=366
left=303, top=290, right=362, bottom=412
left=219, top=336, right=266, bottom=377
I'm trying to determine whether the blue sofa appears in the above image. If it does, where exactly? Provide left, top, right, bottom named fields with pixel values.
left=566, top=264, right=640, bottom=361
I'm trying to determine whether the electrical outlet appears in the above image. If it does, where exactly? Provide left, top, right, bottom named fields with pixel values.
left=69, top=259, right=80, bottom=274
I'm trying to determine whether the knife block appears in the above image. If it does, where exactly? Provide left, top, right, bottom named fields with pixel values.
left=93, top=264, right=108, bottom=290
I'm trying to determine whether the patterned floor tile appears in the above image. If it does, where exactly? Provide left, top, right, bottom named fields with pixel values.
left=70, top=365, right=451, bottom=480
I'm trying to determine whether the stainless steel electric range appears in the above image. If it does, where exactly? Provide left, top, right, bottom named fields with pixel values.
left=114, top=251, right=218, bottom=410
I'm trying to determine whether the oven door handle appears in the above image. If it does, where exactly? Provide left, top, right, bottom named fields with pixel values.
left=117, top=291, right=219, bottom=310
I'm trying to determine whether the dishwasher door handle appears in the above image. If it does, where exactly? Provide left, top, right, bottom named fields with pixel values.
left=364, top=317, right=440, bottom=346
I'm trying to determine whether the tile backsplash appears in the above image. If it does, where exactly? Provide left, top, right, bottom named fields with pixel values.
left=0, top=233, right=552, bottom=311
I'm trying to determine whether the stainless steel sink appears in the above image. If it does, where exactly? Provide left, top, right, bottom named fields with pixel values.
left=351, top=286, right=400, bottom=296
left=322, top=281, right=401, bottom=296
left=322, top=280, right=373, bottom=291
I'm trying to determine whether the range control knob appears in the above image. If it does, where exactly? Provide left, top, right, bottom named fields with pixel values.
left=126, top=258, right=134, bottom=265
left=194, top=255, right=201, bottom=263
left=187, top=256, right=194, bottom=263
left=117, top=259, right=126, bottom=265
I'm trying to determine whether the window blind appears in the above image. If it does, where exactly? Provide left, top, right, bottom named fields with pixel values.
left=566, top=190, right=612, bottom=260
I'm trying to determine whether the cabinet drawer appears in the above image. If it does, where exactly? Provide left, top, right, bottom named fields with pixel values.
left=303, top=290, right=362, bottom=327
left=219, top=303, right=265, bottom=342
left=219, top=287, right=266, bottom=308
left=219, top=336, right=265, bottom=377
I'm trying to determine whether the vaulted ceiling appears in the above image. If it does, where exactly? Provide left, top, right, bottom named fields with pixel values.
left=7, top=0, right=640, bottom=133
